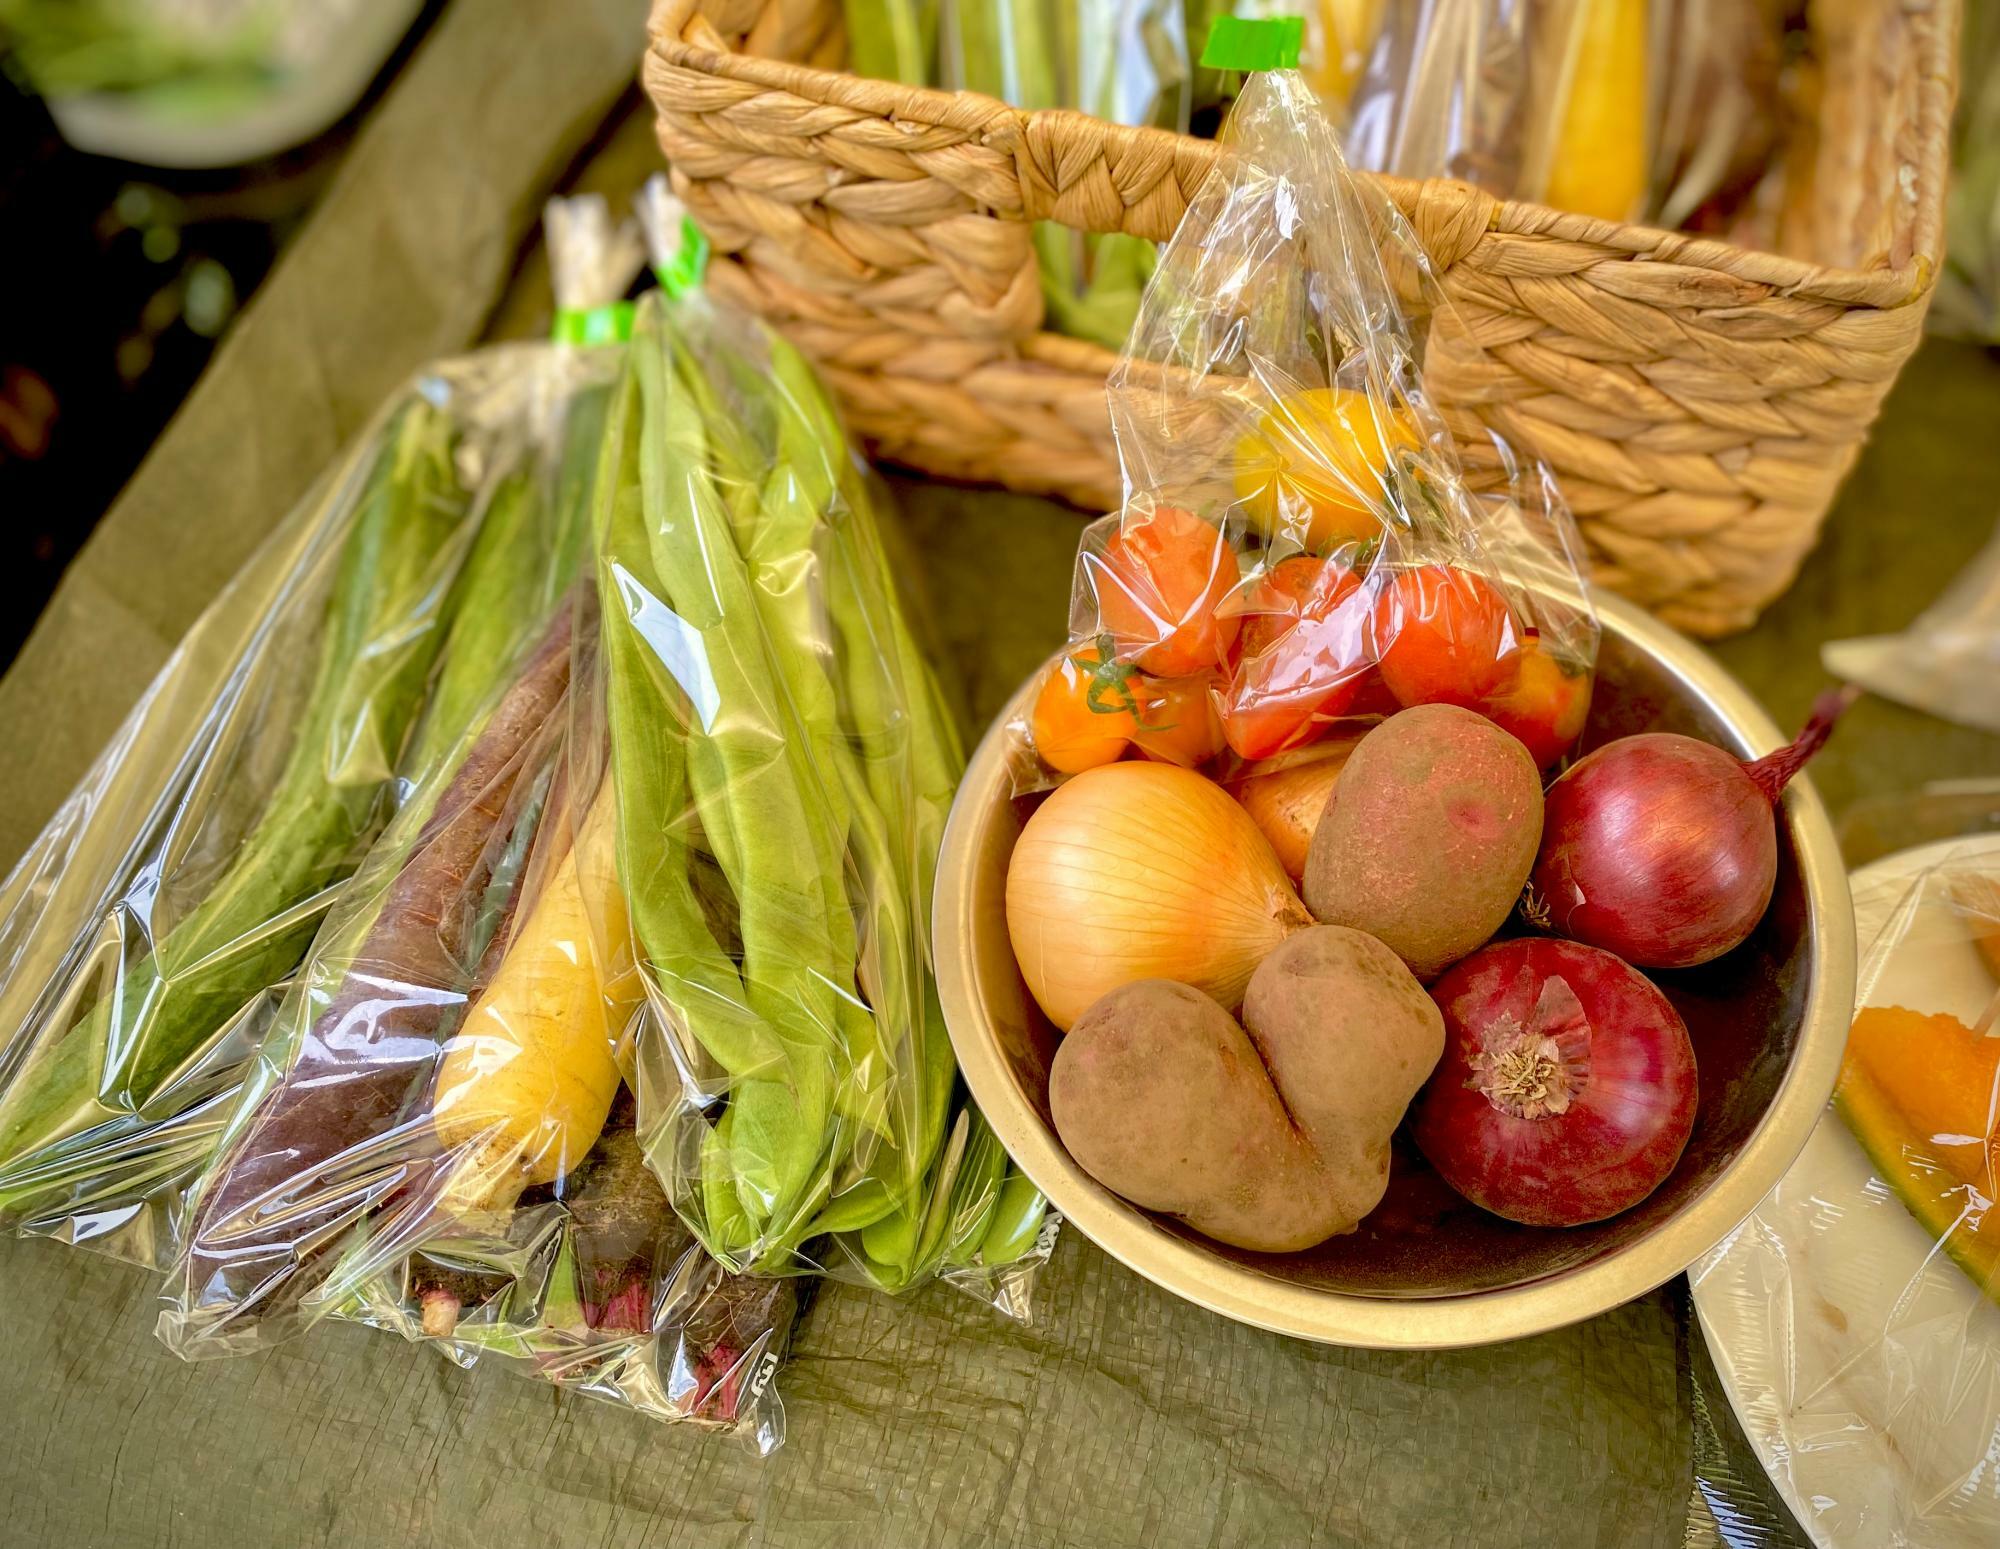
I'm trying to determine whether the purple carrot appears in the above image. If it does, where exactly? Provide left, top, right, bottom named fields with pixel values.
left=675, top=1270, right=800, bottom=1423
left=566, top=1093, right=688, bottom=1335
left=178, top=614, right=573, bottom=1334
left=559, top=1093, right=800, bottom=1423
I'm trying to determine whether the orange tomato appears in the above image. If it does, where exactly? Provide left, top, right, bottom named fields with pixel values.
left=1231, top=387, right=1418, bottom=550
left=1091, top=504, right=1240, bottom=678
left=1374, top=565, right=1517, bottom=710
left=1480, top=638, right=1592, bottom=768
left=1132, top=673, right=1227, bottom=769
left=1231, top=556, right=1327, bottom=660
left=1031, top=646, right=1141, bottom=774
left=1220, top=555, right=1374, bottom=761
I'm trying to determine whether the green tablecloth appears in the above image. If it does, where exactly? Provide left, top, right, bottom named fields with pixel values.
left=3, top=4, right=1996, bottom=1544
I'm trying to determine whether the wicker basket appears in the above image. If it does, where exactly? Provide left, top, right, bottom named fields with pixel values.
left=643, top=0, right=1958, bottom=635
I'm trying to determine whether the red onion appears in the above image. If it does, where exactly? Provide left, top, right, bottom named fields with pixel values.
left=1412, top=938, right=1698, bottom=1227
left=1524, top=689, right=1851, bottom=969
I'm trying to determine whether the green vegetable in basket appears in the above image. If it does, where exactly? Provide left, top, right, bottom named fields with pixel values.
left=939, top=0, right=1186, bottom=349
left=843, top=0, right=937, bottom=84
left=0, top=402, right=471, bottom=1199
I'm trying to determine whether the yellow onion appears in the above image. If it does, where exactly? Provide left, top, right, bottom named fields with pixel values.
left=1224, top=731, right=1365, bottom=883
left=1006, top=761, right=1312, bottom=1030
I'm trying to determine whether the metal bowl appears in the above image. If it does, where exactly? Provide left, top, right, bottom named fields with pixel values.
left=934, top=592, right=1856, bottom=1349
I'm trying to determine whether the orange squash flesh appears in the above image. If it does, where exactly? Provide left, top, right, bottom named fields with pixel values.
left=1835, top=1005, right=2000, bottom=1303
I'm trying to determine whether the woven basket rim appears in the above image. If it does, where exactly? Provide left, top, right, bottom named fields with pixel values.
left=648, top=1, right=1956, bottom=312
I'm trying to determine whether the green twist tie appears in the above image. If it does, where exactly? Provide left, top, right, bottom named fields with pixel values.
left=551, top=300, right=635, bottom=345
left=1200, top=14, right=1303, bottom=72
left=655, top=215, right=711, bottom=299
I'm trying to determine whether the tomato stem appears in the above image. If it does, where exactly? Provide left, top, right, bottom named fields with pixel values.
left=1079, top=634, right=1188, bottom=733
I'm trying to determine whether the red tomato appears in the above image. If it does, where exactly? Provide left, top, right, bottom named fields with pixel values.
left=1131, top=673, right=1227, bottom=768
left=1481, top=637, right=1592, bottom=767
left=1374, top=565, right=1517, bottom=709
left=1230, top=555, right=1323, bottom=661
left=1091, top=504, right=1240, bottom=678
left=1219, top=556, right=1374, bottom=761
left=1345, top=669, right=1401, bottom=718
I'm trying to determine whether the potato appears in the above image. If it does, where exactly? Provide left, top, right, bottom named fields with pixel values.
left=1303, top=703, right=1542, bottom=979
left=1049, top=926, right=1444, bottom=1253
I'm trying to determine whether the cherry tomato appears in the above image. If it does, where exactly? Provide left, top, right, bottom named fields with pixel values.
left=1091, top=504, right=1240, bottom=678
left=1374, top=565, right=1517, bottom=710
left=1031, top=645, right=1141, bottom=774
left=1132, top=673, right=1227, bottom=768
left=1219, top=556, right=1374, bottom=761
left=1480, top=637, right=1592, bottom=767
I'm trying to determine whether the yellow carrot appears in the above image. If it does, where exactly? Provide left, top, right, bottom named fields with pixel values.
left=431, top=786, right=638, bottom=1218
left=1306, top=0, right=1386, bottom=108
left=1542, top=0, right=1648, bottom=223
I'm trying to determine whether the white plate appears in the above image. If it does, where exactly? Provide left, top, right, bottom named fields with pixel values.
left=1692, top=835, right=2000, bottom=1549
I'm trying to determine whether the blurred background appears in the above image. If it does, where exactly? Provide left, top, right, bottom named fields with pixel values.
left=5, top=0, right=1998, bottom=671
left=2, top=6, right=1999, bottom=1548
left=0, top=0, right=447, bottom=663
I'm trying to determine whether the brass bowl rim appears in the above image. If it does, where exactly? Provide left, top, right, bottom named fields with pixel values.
left=933, top=591, right=1857, bottom=1349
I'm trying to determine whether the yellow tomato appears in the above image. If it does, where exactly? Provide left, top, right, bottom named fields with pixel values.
left=1231, top=386, right=1416, bottom=551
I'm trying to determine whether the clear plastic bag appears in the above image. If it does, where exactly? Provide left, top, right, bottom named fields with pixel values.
left=1017, top=41, right=1595, bottom=799
left=1327, top=0, right=1783, bottom=229
left=0, top=384, right=485, bottom=1269
left=350, top=1089, right=801, bottom=1453
left=1690, top=835, right=2000, bottom=1547
left=0, top=199, right=638, bottom=1270
left=601, top=180, right=1055, bottom=1309
left=157, top=612, right=584, bottom=1355
left=1340, top=0, right=1534, bottom=197
left=1822, top=520, right=2000, bottom=735
left=159, top=586, right=796, bottom=1447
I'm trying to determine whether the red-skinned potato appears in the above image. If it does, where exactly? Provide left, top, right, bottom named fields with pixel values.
left=1048, top=926, right=1444, bottom=1252
left=1304, top=704, right=1543, bottom=980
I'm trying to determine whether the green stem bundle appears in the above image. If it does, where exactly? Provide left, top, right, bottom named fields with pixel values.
left=0, top=403, right=469, bottom=1204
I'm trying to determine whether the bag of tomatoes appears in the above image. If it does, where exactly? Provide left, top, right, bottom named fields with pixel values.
left=1022, top=15, right=1597, bottom=818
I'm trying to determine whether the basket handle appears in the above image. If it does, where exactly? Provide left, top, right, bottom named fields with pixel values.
left=650, top=0, right=844, bottom=68
left=1010, top=110, right=1498, bottom=276
left=1008, top=112, right=1219, bottom=245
